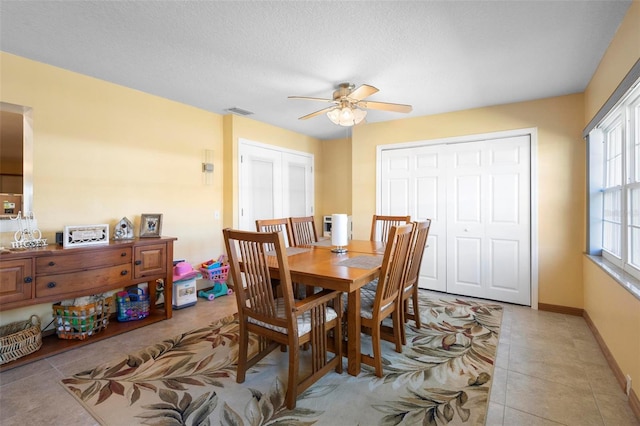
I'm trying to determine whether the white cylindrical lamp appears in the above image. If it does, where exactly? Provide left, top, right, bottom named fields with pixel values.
left=331, top=213, right=349, bottom=253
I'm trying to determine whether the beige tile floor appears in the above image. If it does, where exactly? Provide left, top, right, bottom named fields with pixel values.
left=0, top=290, right=638, bottom=425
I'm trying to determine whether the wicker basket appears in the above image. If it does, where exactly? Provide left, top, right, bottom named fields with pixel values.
left=0, top=315, right=42, bottom=365
left=52, top=296, right=112, bottom=340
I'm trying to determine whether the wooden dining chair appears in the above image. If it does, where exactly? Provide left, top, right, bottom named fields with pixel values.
left=255, top=218, right=294, bottom=249
left=355, top=223, right=414, bottom=377
left=223, top=228, right=343, bottom=409
left=399, top=219, right=431, bottom=345
left=289, top=215, right=319, bottom=246
left=370, top=215, right=411, bottom=243
left=289, top=215, right=320, bottom=298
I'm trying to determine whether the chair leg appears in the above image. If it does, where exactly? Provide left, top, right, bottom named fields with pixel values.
left=371, top=324, right=383, bottom=377
left=236, top=322, right=249, bottom=383
left=286, top=342, right=299, bottom=409
left=392, top=312, right=403, bottom=353
left=412, top=288, right=422, bottom=329
left=335, top=317, right=343, bottom=374
left=400, top=298, right=408, bottom=346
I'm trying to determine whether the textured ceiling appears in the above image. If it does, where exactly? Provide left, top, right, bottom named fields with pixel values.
left=0, top=1, right=632, bottom=140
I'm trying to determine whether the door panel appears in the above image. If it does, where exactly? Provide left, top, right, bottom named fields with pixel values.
left=453, top=236, right=482, bottom=286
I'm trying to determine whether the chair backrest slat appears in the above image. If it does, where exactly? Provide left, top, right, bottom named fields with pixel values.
left=370, top=215, right=411, bottom=243
left=374, top=223, right=414, bottom=314
left=404, top=220, right=432, bottom=291
left=289, top=216, right=318, bottom=246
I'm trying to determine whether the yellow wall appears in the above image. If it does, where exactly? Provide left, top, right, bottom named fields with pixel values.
left=583, top=1, right=640, bottom=399
left=584, top=260, right=640, bottom=394
left=351, top=94, right=586, bottom=308
left=585, top=1, right=640, bottom=123
left=321, top=137, right=352, bottom=215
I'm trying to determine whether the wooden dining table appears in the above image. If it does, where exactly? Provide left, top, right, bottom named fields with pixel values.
left=265, top=242, right=384, bottom=376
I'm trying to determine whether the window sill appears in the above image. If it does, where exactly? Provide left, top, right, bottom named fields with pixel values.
left=586, top=255, right=640, bottom=301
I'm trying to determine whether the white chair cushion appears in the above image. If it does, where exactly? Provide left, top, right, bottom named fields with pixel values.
left=248, top=298, right=338, bottom=335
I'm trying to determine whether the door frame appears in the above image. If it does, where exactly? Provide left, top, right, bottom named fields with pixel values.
left=376, top=128, right=539, bottom=309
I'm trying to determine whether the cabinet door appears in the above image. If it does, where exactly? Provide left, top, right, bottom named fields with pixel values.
left=134, top=243, right=167, bottom=278
left=0, top=258, right=34, bottom=305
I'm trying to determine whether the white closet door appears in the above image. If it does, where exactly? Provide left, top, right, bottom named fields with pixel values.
left=380, top=146, right=447, bottom=291
left=446, top=136, right=530, bottom=305
left=239, top=143, right=282, bottom=231
left=282, top=152, right=314, bottom=218
left=380, top=134, right=531, bottom=305
left=239, top=140, right=314, bottom=231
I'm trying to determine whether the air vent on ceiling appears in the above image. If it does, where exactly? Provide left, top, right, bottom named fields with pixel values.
left=225, top=107, right=254, bottom=116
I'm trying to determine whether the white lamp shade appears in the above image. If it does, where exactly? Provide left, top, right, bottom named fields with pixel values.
left=327, top=107, right=367, bottom=127
left=331, top=214, right=349, bottom=247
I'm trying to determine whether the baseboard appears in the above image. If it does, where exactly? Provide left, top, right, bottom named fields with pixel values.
left=583, top=310, right=640, bottom=421
left=538, top=303, right=583, bottom=316
left=630, top=389, right=640, bottom=420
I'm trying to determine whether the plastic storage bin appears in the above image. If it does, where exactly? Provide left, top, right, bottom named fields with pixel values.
left=116, top=288, right=150, bottom=322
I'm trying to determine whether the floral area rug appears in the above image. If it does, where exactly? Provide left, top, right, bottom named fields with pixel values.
left=60, top=296, right=503, bottom=425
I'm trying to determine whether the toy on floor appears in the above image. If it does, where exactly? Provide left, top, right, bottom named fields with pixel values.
left=201, top=254, right=227, bottom=270
left=198, top=282, right=232, bottom=301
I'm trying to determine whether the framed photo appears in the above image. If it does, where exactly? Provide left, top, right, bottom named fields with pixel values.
left=139, top=214, right=162, bottom=238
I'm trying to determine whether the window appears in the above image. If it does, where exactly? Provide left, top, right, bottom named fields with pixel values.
left=589, top=80, right=640, bottom=280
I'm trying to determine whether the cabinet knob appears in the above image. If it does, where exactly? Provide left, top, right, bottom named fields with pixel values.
left=135, top=260, right=142, bottom=265
left=121, top=252, right=127, bottom=257
left=47, top=282, right=57, bottom=288
left=24, top=276, right=33, bottom=283
left=121, top=270, right=128, bottom=276
left=48, top=261, right=56, bottom=266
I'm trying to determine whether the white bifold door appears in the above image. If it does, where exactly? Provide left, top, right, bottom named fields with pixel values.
left=239, top=140, right=314, bottom=231
left=380, top=135, right=531, bottom=305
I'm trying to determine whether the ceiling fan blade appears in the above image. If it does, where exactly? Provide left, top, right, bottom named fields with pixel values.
left=348, top=84, right=379, bottom=101
left=299, top=106, right=336, bottom=120
left=357, top=100, right=413, bottom=113
left=288, top=96, right=334, bottom=103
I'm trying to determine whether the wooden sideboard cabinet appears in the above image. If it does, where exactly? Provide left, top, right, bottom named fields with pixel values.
left=0, top=237, right=176, bottom=371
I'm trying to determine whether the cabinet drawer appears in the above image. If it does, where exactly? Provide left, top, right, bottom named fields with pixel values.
left=36, top=264, right=132, bottom=299
left=36, top=248, right=132, bottom=274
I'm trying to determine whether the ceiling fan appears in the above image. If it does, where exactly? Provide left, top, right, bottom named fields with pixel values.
left=288, top=83, right=413, bottom=127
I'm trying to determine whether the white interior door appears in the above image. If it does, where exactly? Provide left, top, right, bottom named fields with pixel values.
left=282, top=152, right=314, bottom=218
left=380, top=134, right=531, bottom=305
left=446, top=136, right=530, bottom=305
left=239, top=140, right=313, bottom=231
left=380, top=146, right=447, bottom=291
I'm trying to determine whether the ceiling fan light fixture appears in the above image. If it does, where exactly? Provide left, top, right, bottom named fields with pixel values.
left=327, top=106, right=367, bottom=126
